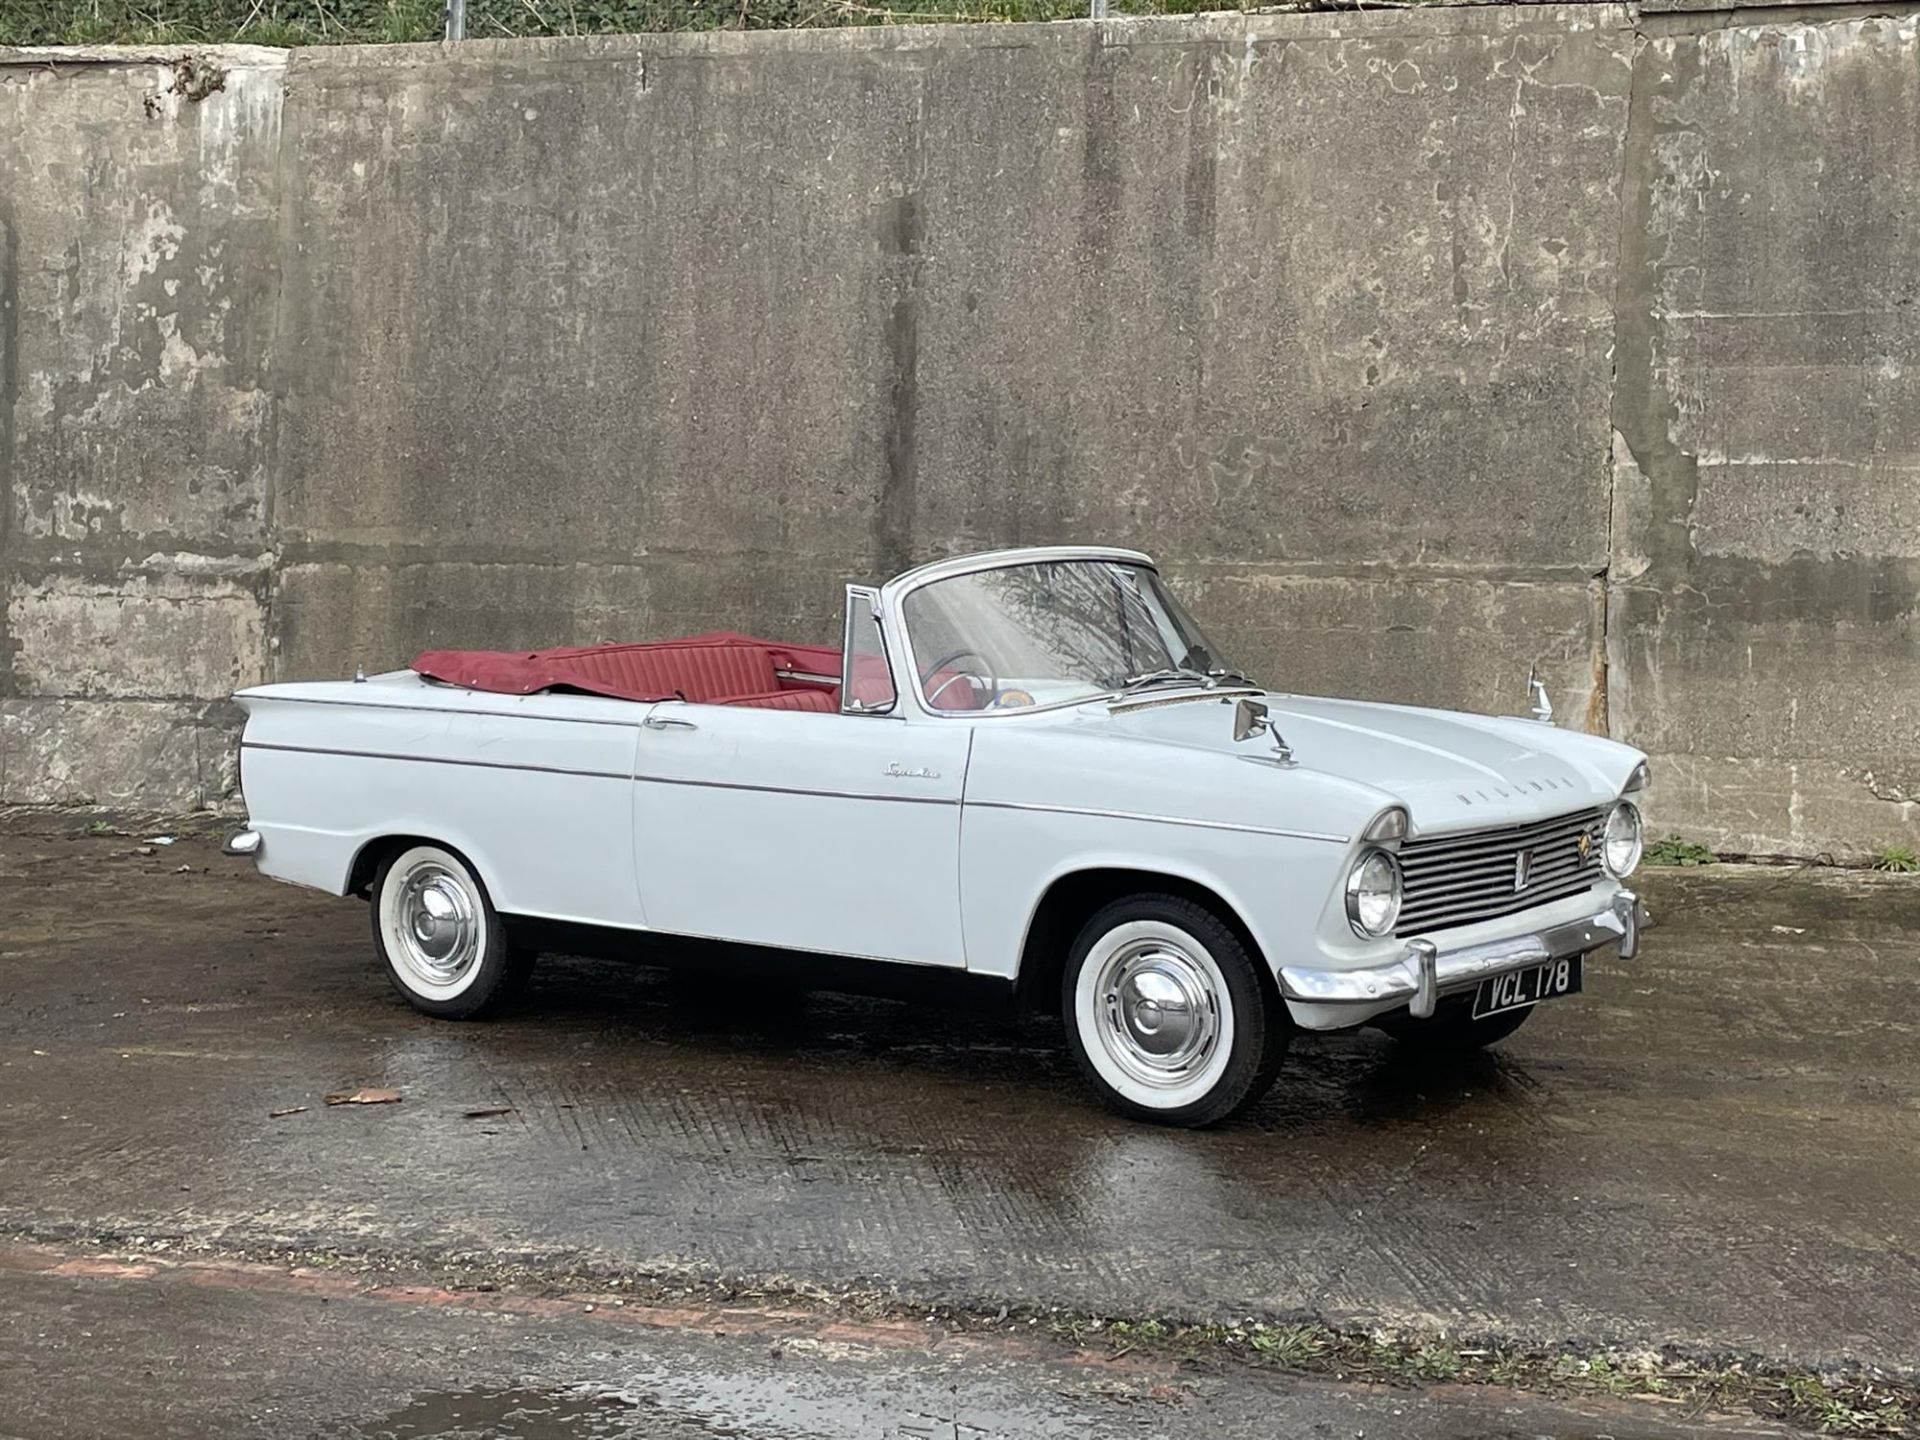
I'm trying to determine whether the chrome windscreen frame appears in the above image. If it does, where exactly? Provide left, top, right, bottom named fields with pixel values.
left=879, top=546, right=1165, bottom=722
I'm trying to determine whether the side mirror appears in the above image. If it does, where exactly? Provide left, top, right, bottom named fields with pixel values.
left=1233, top=697, right=1270, bottom=743
left=1232, top=697, right=1297, bottom=767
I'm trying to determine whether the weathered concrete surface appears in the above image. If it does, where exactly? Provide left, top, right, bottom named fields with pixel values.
left=1638, top=0, right=1880, bottom=13
left=1, top=820, right=1915, bottom=1381
left=0, top=47, right=283, bottom=807
left=1610, top=13, right=1920, bottom=856
left=0, top=1247, right=1795, bottom=1440
left=3, top=15, right=1631, bottom=799
left=2, top=9, right=1918, bottom=858
left=268, top=8, right=1631, bottom=726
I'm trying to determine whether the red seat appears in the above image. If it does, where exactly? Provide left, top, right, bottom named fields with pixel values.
left=723, top=689, right=837, bottom=712
left=412, top=632, right=982, bottom=713
left=414, top=634, right=829, bottom=708
left=555, top=644, right=777, bottom=702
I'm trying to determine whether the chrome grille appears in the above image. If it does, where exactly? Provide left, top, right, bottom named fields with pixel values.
left=1395, top=807, right=1606, bottom=937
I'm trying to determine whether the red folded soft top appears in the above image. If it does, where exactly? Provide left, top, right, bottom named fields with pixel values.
left=411, top=632, right=847, bottom=706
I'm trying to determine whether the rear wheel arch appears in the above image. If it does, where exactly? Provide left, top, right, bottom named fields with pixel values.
left=346, top=833, right=492, bottom=901
left=1014, top=867, right=1273, bottom=1016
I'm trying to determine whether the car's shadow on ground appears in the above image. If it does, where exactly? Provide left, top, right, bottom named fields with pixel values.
left=467, top=943, right=1546, bottom=1136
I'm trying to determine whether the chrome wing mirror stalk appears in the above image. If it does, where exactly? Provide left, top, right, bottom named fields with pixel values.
left=1526, top=665, right=1555, bottom=725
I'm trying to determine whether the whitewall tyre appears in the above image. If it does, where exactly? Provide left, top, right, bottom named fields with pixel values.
left=1062, top=895, right=1288, bottom=1128
left=371, top=844, right=528, bottom=1019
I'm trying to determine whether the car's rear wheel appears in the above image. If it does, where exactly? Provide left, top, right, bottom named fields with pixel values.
left=1062, top=894, right=1287, bottom=1127
left=1375, top=994, right=1534, bottom=1052
left=371, top=843, right=528, bottom=1019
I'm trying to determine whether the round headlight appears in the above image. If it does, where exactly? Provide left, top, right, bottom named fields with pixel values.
left=1345, top=848, right=1403, bottom=938
left=1604, top=801, right=1643, bottom=877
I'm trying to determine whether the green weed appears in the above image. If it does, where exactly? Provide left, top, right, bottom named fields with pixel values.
left=1872, top=843, right=1918, bottom=874
left=1247, top=1324, right=1327, bottom=1367
left=1643, top=835, right=1717, bottom=867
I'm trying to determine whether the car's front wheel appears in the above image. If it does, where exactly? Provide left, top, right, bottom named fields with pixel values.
left=371, top=843, right=529, bottom=1019
left=1062, top=895, right=1287, bottom=1127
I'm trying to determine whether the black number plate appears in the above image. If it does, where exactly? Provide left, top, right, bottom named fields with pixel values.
left=1472, top=956, right=1583, bottom=1019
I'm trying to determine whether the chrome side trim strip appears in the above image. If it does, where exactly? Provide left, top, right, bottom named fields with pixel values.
left=244, top=741, right=961, bottom=806
left=241, top=741, right=629, bottom=782
left=631, top=773, right=957, bottom=807
left=967, top=799, right=1347, bottom=845
left=241, top=693, right=642, bottom=728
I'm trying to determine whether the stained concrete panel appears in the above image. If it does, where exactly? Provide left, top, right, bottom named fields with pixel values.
left=0, top=47, right=282, bottom=803
left=1609, top=15, right=1920, bottom=855
left=7, top=570, right=268, bottom=700
left=0, top=50, right=283, bottom=555
left=0, top=697, right=237, bottom=807
left=908, top=9, right=1632, bottom=575
left=273, top=36, right=916, bottom=576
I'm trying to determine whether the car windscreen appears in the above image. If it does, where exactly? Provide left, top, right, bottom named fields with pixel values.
left=899, top=561, right=1225, bottom=710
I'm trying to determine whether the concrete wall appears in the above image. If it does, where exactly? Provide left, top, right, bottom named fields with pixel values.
left=1, top=5, right=1915, bottom=857
left=1610, top=10, right=1920, bottom=854
left=1, top=45, right=285, bottom=808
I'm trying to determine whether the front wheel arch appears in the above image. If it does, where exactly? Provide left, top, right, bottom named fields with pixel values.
left=1014, top=867, right=1274, bottom=1017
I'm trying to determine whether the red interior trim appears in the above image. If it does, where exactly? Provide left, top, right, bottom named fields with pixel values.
left=411, top=631, right=979, bottom=711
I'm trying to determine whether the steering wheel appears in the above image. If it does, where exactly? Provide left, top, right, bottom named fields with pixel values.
left=919, top=647, right=998, bottom=709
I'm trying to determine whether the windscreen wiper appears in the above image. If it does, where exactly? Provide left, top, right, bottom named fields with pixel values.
left=1206, top=667, right=1259, bottom=688
left=1118, top=668, right=1214, bottom=692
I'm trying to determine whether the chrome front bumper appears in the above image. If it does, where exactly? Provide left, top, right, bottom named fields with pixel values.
left=1279, top=888, right=1646, bottom=1020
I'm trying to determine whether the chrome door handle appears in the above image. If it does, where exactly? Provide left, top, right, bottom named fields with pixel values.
left=644, top=713, right=699, bottom=731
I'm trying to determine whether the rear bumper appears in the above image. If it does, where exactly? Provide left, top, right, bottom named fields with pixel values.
left=1280, top=888, right=1645, bottom=1020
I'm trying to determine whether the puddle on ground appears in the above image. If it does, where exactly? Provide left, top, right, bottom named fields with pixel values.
left=346, top=1365, right=1086, bottom=1440
left=357, top=1386, right=663, bottom=1439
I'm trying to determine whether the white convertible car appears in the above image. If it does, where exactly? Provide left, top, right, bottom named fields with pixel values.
left=228, top=546, right=1649, bottom=1126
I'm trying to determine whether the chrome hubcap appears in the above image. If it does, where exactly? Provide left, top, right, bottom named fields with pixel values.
left=393, top=864, right=479, bottom=987
left=1096, top=939, right=1221, bottom=1088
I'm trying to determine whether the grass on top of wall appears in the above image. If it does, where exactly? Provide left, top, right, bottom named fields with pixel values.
left=0, top=0, right=1263, bottom=45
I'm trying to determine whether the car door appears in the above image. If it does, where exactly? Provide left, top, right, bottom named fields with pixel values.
left=628, top=591, right=972, bottom=967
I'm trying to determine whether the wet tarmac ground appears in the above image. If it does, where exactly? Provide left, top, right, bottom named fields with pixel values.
left=0, top=1239, right=1801, bottom=1440
left=1, top=815, right=1916, bottom=1435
